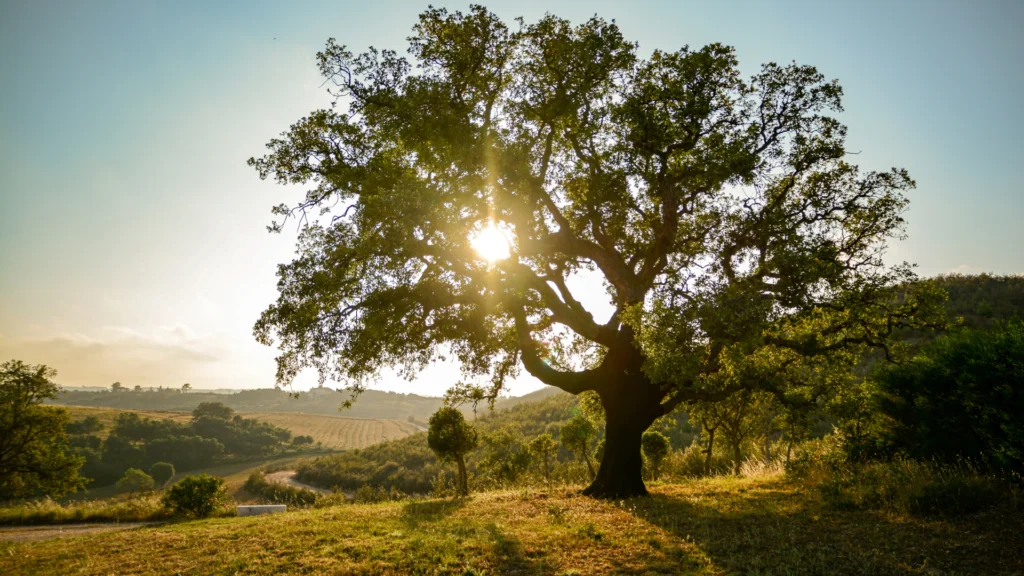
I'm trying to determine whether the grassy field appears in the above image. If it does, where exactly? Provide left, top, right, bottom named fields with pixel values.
left=2, top=475, right=1021, bottom=575
left=62, top=406, right=420, bottom=450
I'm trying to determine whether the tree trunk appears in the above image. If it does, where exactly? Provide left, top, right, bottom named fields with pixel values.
left=582, top=376, right=661, bottom=499
left=456, top=456, right=468, bottom=496
left=704, top=427, right=716, bottom=475
left=583, top=451, right=596, bottom=480
left=732, top=442, right=742, bottom=475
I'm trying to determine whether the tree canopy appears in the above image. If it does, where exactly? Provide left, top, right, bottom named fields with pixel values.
left=0, top=360, right=86, bottom=500
left=251, top=5, right=942, bottom=497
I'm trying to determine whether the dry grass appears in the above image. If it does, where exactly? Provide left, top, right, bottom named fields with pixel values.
left=3, top=475, right=1021, bottom=575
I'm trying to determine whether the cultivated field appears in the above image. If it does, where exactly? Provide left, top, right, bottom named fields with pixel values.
left=242, top=412, right=421, bottom=450
left=61, top=406, right=420, bottom=450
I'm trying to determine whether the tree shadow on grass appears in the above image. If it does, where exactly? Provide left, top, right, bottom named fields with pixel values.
left=400, top=498, right=466, bottom=528
left=622, top=482, right=1024, bottom=575
left=482, top=522, right=551, bottom=575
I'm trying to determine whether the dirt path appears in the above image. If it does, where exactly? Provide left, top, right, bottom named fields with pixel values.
left=265, top=470, right=332, bottom=494
left=0, top=522, right=159, bottom=543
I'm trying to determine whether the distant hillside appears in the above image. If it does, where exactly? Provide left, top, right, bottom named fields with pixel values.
left=51, top=387, right=445, bottom=421
left=50, top=385, right=567, bottom=422
left=932, top=273, right=1024, bottom=328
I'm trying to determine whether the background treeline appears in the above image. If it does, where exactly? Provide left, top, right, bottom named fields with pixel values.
left=67, top=402, right=300, bottom=487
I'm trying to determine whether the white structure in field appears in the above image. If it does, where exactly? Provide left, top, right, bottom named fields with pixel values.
left=237, top=505, right=287, bottom=517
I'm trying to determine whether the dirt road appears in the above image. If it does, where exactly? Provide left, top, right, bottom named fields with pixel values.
left=0, top=522, right=158, bottom=543
left=265, top=470, right=332, bottom=494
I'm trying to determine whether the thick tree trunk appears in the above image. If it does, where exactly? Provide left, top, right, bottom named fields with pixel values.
left=582, top=373, right=661, bottom=498
left=732, top=442, right=742, bottom=475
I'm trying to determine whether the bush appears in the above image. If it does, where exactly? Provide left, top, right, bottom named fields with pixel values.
left=149, top=462, right=175, bottom=487
left=874, top=323, right=1024, bottom=474
left=161, top=474, right=228, bottom=518
left=788, top=441, right=1010, bottom=518
left=116, top=468, right=155, bottom=495
left=641, top=431, right=670, bottom=480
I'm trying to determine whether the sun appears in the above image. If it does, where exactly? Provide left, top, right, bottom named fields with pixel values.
left=471, top=223, right=510, bottom=262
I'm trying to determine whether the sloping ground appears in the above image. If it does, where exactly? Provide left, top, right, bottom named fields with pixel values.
left=62, top=406, right=419, bottom=450
left=61, top=406, right=192, bottom=438
left=243, top=412, right=420, bottom=450
left=3, top=476, right=1021, bottom=575
left=0, top=523, right=158, bottom=543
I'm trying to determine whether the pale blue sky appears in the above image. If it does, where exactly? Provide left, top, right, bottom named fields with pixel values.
left=1, top=0, right=1021, bottom=393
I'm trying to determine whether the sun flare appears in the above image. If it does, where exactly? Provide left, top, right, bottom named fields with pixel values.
left=471, top=223, right=511, bottom=262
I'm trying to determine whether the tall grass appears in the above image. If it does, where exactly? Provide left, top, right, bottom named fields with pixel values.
left=0, top=494, right=170, bottom=526
left=786, top=435, right=1018, bottom=517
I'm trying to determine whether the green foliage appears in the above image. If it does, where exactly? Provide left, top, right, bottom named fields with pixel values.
left=478, top=426, right=532, bottom=485
left=116, top=468, right=155, bottom=495
left=528, top=433, right=558, bottom=482
left=789, top=446, right=1007, bottom=518
left=641, top=431, right=670, bottom=480
left=428, top=407, right=478, bottom=495
left=427, top=408, right=479, bottom=464
left=161, top=474, right=227, bottom=518
left=148, top=462, right=175, bottom=487
left=0, top=360, right=86, bottom=501
left=561, top=415, right=596, bottom=478
left=291, top=435, right=314, bottom=446
left=191, top=402, right=235, bottom=420
left=65, top=415, right=104, bottom=435
left=249, top=6, right=939, bottom=497
left=874, top=323, right=1024, bottom=473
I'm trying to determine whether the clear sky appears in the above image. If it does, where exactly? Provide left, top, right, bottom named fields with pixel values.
left=1, top=0, right=1021, bottom=394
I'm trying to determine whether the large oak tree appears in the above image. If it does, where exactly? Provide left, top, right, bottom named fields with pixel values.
left=251, top=6, right=942, bottom=497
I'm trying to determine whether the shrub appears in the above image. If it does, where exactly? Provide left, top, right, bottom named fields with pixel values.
left=149, top=462, right=175, bottom=487
left=788, top=443, right=1009, bottom=518
left=874, top=323, right=1024, bottom=474
left=162, top=474, right=228, bottom=518
left=116, top=468, right=155, bottom=495
left=641, top=431, right=670, bottom=480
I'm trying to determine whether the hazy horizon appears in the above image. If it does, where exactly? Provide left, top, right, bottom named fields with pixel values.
left=2, top=0, right=1022, bottom=394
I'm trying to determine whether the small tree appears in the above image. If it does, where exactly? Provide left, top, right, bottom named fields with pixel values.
left=529, top=433, right=558, bottom=483
left=0, top=360, right=86, bottom=500
left=66, top=415, right=105, bottom=435
left=641, top=431, right=670, bottom=481
left=149, top=462, right=175, bottom=487
left=191, top=402, right=234, bottom=421
left=561, top=415, right=597, bottom=479
left=162, top=474, right=227, bottom=518
left=291, top=435, right=315, bottom=447
left=111, top=381, right=123, bottom=393
left=116, top=468, right=155, bottom=495
left=427, top=407, right=478, bottom=496
left=181, top=383, right=192, bottom=394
